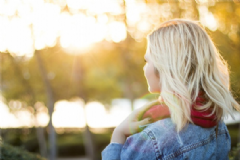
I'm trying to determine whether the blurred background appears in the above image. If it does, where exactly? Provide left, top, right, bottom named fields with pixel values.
left=0, top=0, right=240, bottom=160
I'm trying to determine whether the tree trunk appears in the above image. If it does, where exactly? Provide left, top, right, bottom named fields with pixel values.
left=36, top=127, right=47, bottom=157
left=73, top=57, right=96, bottom=160
left=10, top=54, right=48, bottom=158
left=122, top=0, right=135, bottom=111
left=83, top=125, right=96, bottom=160
left=35, top=50, right=56, bottom=160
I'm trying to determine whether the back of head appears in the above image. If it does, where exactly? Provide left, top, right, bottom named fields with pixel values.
left=147, top=19, right=240, bottom=132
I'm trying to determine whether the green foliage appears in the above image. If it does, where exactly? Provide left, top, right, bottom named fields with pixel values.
left=2, top=2, right=240, bottom=106
left=229, top=143, right=240, bottom=160
left=0, top=143, right=46, bottom=160
left=227, top=127, right=239, bottom=149
left=1, top=128, right=112, bottom=158
left=0, top=39, right=149, bottom=105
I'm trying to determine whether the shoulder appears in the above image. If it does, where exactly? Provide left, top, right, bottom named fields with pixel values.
left=121, top=129, right=156, bottom=159
left=141, top=118, right=230, bottom=159
left=120, top=119, right=175, bottom=159
left=143, top=117, right=229, bottom=141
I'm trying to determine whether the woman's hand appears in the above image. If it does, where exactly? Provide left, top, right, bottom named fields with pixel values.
left=110, top=100, right=160, bottom=144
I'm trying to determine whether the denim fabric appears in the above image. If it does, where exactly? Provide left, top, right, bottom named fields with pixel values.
left=102, top=118, right=231, bottom=160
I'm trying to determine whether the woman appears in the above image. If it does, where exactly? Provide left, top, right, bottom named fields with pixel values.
left=102, top=19, right=240, bottom=160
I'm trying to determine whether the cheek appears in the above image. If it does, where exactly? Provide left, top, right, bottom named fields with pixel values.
left=144, top=64, right=160, bottom=92
left=145, top=64, right=155, bottom=79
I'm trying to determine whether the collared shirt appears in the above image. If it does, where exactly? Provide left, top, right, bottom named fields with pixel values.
left=102, top=118, right=230, bottom=160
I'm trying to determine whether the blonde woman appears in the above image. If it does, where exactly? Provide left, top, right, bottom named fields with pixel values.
left=102, top=19, right=240, bottom=160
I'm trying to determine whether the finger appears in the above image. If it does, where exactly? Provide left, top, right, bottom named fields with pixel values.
left=127, top=118, right=151, bottom=134
left=126, top=118, right=152, bottom=135
left=136, top=118, right=152, bottom=127
left=133, top=118, right=153, bottom=133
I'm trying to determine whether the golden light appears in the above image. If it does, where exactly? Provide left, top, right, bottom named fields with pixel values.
left=0, top=101, right=19, bottom=128
left=59, top=13, right=101, bottom=52
left=196, top=0, right=209, bottom=4
left=0, top=99, right=36, bottom=128
left=97, top=14, right=108, bottom=24
left=0, top=16, right=8, bottom=52
left=34, top=102, right=50, bottom=127
left=1, top=0, right=20, bottom=16
left=15, top=109, right=34, bottom=127
left=109, top=99, right=132, bottom=126
left=36, top=112, right=49, bottom=127
left=108, top=21, right=127, bottom=43
left=66, top=0, right=84, bottom=9
left=85, top=102, right=109, bottom=128
left=126, top=1, right=145, bottom=26
left=32, top=2, right=61, bottom=50
left=202, top=13, right=218, bottom=31
left=66, top=0, right=123, bottom=14
left=6, top=17, right=34, bottom=57
left=137, top=20, right=151, bottom=33
left=0, top=0, right=128, bottom=57
left=52, top=100, right=86, bottom=128
left=199, top=6, right=218, bottom=31
left=88, top=0, right=123, bottom=15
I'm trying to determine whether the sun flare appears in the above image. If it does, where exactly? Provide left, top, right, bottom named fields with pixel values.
left=0, top=0, right=128, bottom=57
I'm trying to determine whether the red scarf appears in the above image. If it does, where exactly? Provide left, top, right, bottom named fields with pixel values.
left=142, top=92, right=217, bottom=128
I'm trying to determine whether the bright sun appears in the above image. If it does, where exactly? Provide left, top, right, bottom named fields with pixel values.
left=0, top=0, right=127, bottom=57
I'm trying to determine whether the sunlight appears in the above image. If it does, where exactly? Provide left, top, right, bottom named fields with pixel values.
left=97, top=14, right=109, bottom=24
left=108, top=21, right=127, bottom=43
left=126, top=1, right=146, bottom=26
left=0, top=16, right=8, bottom=52
left=133, top=99, right=149, bottom=110
left=0, top=100, right=35, bottom=128
left=34, top=102, right=50, bottom=127
left=198, top=6, right=218, bottom=31
left=197, top=0, right=209, bottom=4
left=203, top=13, right=217, bottom=31
left=84, top=100, right=132, bottom=128
left=1, top=0, right=20, bottom=16
left=36, top=112, right=49, bottom=127
left=1, top=97, right=240, bottom=128
left=85, top=102, right=109, bottom=128
left=53, top=100, right=86, bottom=128
left=66, top=0, right=123, bottom=14
left=0, top=0, right=127, bottom=57
left=6, top=17, right=34, bottom=57
left=0, top=101, right=19, bottom=128
left=32, top=2, right=61, bottom=50
left=110, top=99, right=132, bottom=125
left=59, top=13, right=100, bottom=52
left=15, top=109, right=34, bottom=127
left=88, top=0, right=123, bottom=15
left=66, top=0, right=85, bottom=9
left=0, top=99, right=132, bottom=128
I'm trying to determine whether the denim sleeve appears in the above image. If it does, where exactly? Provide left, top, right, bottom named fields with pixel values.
left=102, top=131, right=156, bottom=160
left=102, top=143, right=123, bottom=160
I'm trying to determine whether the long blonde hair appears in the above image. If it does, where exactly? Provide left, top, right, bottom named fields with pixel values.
left=147, top=19, right=240, bottom=132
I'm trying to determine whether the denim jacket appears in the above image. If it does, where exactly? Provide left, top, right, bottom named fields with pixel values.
left=102, top=118, right=231, bottom=160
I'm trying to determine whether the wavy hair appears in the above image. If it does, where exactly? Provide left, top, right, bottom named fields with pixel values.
left=147, top=19, right=240, bottom=132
